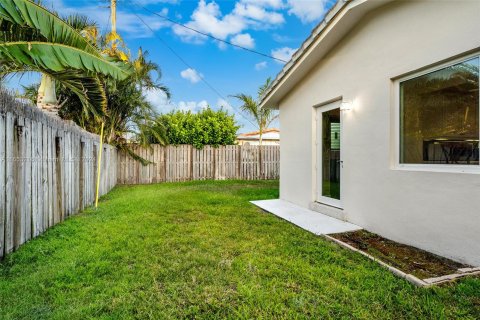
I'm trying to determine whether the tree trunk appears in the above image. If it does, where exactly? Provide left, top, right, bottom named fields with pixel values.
left=37, top=74, right=59, bottom=115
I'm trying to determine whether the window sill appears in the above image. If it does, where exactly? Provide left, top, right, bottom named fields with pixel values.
left=393, top=164, right=480, bottom=174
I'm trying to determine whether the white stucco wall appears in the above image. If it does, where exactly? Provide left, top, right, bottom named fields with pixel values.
left=279, top=0, right=480, bottom=265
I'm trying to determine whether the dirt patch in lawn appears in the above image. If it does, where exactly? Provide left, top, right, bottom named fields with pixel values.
left=330, top=230, right=471, bottom=279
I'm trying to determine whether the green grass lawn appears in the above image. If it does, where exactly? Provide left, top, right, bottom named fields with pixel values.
left=0, top=180, right=479, bottom=319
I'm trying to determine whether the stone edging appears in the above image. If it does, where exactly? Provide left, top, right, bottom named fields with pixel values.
left=323, top=234, right=480, bottom=287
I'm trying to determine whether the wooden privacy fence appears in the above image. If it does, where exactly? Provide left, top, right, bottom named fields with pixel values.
left=0, top=91, right=117, bottom=259
left=117, top=144, right=280, bottom=184
left=0, top=89, right=279, bottom=259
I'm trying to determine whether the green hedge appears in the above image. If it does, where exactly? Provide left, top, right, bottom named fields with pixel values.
left=157, top=108, right=240, bottom=149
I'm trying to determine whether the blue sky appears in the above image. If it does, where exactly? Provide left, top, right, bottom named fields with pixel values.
left=6, top=0, right=335, bottom=133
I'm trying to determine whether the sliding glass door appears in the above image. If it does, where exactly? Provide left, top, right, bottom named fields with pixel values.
left=316, top=101, right=342, bottom=208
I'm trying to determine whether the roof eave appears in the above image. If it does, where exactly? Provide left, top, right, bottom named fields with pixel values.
left=260, top=0, right=393, bottom=109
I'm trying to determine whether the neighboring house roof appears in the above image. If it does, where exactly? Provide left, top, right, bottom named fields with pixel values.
left=260, top=0, right=393, bottom=109
left=237, top=128, right=280, bottom=141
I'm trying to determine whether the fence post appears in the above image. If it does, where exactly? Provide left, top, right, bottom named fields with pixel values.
left=24, top=119, right=32, bottom=241
left=259, top=145, right=264, bottom=179
left=79, top=141, right=85, bottom=211
left=55, top=136, right=63, bottom=223
left=237, top=145, right=242, bottom=179
left=5, top=112, right=14, bottom=254
left=164, top=146, right=168, bottom=182
left=189, top=145, right=194, bottom=181
left=13, top=117, right=24, bottom=250
left=0, top=114, right=5, bottom=258
left=213, top=147, right=217, bottom=180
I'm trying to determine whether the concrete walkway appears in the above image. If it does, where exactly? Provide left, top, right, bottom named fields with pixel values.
left=251, top=199, right=361, bottom=235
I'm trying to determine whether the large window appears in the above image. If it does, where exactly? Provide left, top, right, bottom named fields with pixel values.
left=400, top=56, right=479, bottom=165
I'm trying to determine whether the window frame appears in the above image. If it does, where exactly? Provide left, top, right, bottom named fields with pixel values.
left=393, top=52, right=480, bottom=174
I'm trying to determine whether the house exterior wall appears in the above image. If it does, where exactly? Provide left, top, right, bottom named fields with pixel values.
left=279, top=0, right=480, bottom=265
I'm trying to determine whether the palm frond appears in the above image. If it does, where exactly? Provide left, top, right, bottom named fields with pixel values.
left=116, top=143, right=152, bottom=166
left=50, top=70, right=106, bottom=116
left=0, top=62, right=107, bottom=115
left=231, top=78, right=279, bottom=143
left=132, top=48, right=169, bottom=96
left=19, top=82, right=38, bottom=104
left=231, top=93, right=259, bottom=121
left=64, top=14, right=99, bottom=45
left=258, top=77, right=272, bottom=98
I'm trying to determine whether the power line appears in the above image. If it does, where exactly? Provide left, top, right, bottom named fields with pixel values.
left=127, top=0, right=288, bottom=63
left=132, top=13, right=257, bottom=127
left=100, top=3, right=112, bottom=36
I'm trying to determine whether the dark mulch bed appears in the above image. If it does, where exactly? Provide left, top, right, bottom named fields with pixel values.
left=331, top=230, right=471, bottom=279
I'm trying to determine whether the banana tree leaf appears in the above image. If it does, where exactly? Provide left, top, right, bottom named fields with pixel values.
left=0, top=18, right=44, bottom=42
left=0, top=0, right=99, bottom=55
left=0, top=41, right=132, bottom=80
left=0, top=62, right=107, bottom=114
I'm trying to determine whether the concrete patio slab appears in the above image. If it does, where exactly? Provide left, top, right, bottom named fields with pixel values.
left=251, top=199, right=361, bottom=235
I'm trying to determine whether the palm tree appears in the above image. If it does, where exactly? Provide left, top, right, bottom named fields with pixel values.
left=231, top=77, right=278, bottom=146
left=2, top=1, right=169, bottom=164
left=232, top=78, right=278, bottom=178
left=103, top=49, right=170, bottom=148
left=0, top=0, right=133, bottom=114
left=19, top=48, right=170, bottom=164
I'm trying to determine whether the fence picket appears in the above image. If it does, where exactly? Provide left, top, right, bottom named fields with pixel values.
left=116, top=144, right=279, bottom=184
left=0, top=114, right=5, bottom=257
left=0, top=90, right=117, bottom=259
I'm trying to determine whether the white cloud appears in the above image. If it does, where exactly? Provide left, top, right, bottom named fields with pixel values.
left=233, top=3, right=284, bottom=25
left=173, top=0, right=284, bottom=44
left=216, top=40, right=228, bottom=50
left=197, top=100, right=209, bottom=110
left=45, top=0, right=170, bottom=39
left=180, top=68, right=203, bottom=84
left=271, top=47, right=297, bottom=63
left=178, top=100, right=209, bottom=112
left=160, top=8, right=169, bottom=16
left=145, top=90, right=211, bottom=114
left=255, top=61, right=268, bottom=70
left=173, top=0, right=245, bottom=42
left=144, top=95, right=247, bottom=129
left=145, top=88, right=168, bottom=106
left=135, top=0, right=179, bottom=5
left=113, top=12, right=171, bottom=38
left=217, top=98, right=235, bottom=114
left=230, top=33, right=255, bottom=49
left=241, top=0, right=284, bottom=9
left=287, top=0, right=329, bottom=23
left=272, top=33, right=297, bottom=43
left=144, top=88, right=174, bottom=114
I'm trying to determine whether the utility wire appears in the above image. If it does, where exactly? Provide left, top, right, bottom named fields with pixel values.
left=127, top=0, right=288, bottom=63
left=100, top=3, right=112, bottom=36
left=133, top=13, right=257, bottom=127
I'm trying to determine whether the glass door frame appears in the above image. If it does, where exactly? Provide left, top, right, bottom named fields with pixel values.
left=315, top=100, right=343, bottom=208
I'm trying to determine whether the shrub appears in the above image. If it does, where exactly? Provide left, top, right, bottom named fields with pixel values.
left=156, top=108, right=240, bottom=149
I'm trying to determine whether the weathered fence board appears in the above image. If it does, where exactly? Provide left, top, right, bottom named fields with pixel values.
left=117, top=144, right=279, bottom=184
left=0, top=114, right=4, bottom=258
left=0, top=90, right=117, bottom=258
